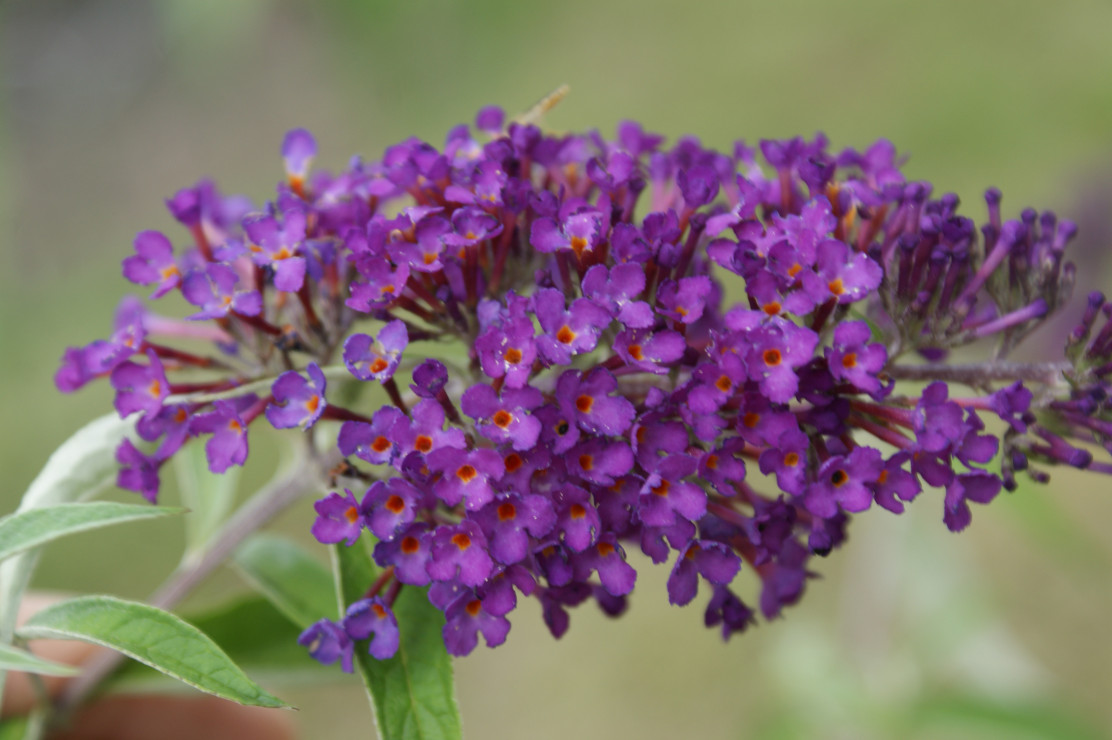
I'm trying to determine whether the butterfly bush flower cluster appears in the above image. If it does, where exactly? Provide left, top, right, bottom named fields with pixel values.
left=57, top=104, right=1112, bottom=666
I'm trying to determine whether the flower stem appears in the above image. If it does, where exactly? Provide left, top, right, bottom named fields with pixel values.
left=885, top=360, right=1069, bottom=387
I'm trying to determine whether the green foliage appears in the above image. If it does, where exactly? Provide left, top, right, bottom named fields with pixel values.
left=0, top=502, right=184, bottom=564
left=105, top=596, right=338, bottom=693
left=17, top=595, right=290, bottom=708
left=173, top=441, right=241, bottom=558
left=0, top=413, right=137, bottom=700
left=0, top=642, right=78, bottom=677
left=333, top=541, right=462, bottom=740
left=233, top=533, right=337, bottom=629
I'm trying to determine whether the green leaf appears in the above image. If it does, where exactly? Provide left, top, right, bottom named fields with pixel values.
left=0, top=413, right=137, bottom=700
left=0, top=712, right=44, bottom=740
left=233, top=534, right=336, bottom=629
left=174, top=441, right=241, bottom=557
left=0, top=502, right=185, bottom=564
left=907, top=692, right=1104, bottom=740
left=0, top=642, right=79, bottom=677
left=17, top=595, right=290, bottom=708
left=105, top=596, right=339, bottom=694
left=333, top=542, right=462, bottom=740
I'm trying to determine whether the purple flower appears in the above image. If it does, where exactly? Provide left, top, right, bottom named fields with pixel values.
left=181, top=263, right=262, bottom=319
left=804, top=446, right=884, bottom=517
left=638, top=455, right=708, bottom=527
left=534, top=290, right=611, bottom=365
left=460, top=383, right=543, bottom=451
left=110, top=351, right=168, bottom=420
left=393, top=400, right=466, bottom=459
left=581, top=264, right=653, bottom=328
left=530, top=205, right=605, bottom=259
left=573, top=535, right=637, bottom=597
left=657, top=276, right=712, bottom=324
left=556, top=368, right=636, bottom=437
left=243, top=207, right=308, bottom=292
left=428, top=447, right=504, bottom=510
left=343, top=598, right=399, bottom=660
left=343, top=320, right=409, bottom=382
left=825, top=320, right=887, bottom=395
left=190, top=397, right=255, bottom=473
left=741, top=319, right=819, bottom=403
left=943, top=471, right=1002, bottom=532
left=614, top=328, right=686, bottom=375
left=475, top=313, right=537, bottom=388
left=311, top=489, right=366, bottom=546
left=282, top=128, right=316, bottom=185
left=121, top=231, right=181, bottom=298
left=474, top=494, right=557, bottom=565
left=115, top=439, right=163, bottom=503
left=338, top=406, right=407, bottom=466
left=443, top=207, right=503, bottom=248
left=802, top=239, right=881, bottom=305
left=442, top=592, right=511, bottom=656
left=374, top=524, right=432, bottom=586
left=667, top=540, right=742, bottom=606
left=427, top=521, right=494, bottom=587
left=411, top=359, right=449, bottom=399
left=298, top=619, right=353, bottom=673
left=266, top=363, right=327, bottom=429
left=363, top=477, right=422, bottom=540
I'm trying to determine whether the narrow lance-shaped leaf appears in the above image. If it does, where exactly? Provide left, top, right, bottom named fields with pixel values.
left=174, top=440, right=240, bottom=558
left=333, top=542, right=462, bottom=740
left=0, top=502, right=184, bottom=564
left=0, top=413, right=136, bottom=700
left=0, top=642, right=79, bottom=677
left=17, top=595, right=290, bottom=708
left=105, top=596, right=341, bottom=695
left=233, top=534, right=337, bottom=629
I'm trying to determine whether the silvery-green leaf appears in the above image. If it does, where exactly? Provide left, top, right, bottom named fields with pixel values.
left=233, top=534, right=336, bottom=629
left=0, top=502, right=184, bottom=564
left=174, top=441, right=241, bottom=558
left=17, top=595, right=289, bottom=708
left=0, top=642, right=78, bottom=677
left=0, top=413, right=136, bottom=700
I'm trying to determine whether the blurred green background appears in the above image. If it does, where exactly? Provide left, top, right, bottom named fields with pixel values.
left=3, top=0, right=1112, bottom=738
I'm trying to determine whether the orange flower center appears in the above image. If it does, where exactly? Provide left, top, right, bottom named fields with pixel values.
left=841, top=352, right=858, bottom=369
left=456, top=464, right=478, bottom=483
left=575, top=395, right=594, bottom=413
left=415, top=435, right=433, bottom=453
left=578, top=454, right=594, bottom=471
left=556, top=325, right=577, bottom=344
left=385, top=495, right=406, bottom=514
left=504, top=453, right=523, bottom=472
left=343, top=506, right=360, bottom=524
left=451, top=533, right=472, bottom=550
left=498, top=502, right=517, bottom=521
left=763, top=348, right=782, bottom=366
left=504, top=347, right=523, bottom=364
left=570, top=503, right=587, bottom=519
left=492, top=410, right=513, bottom=428
left=372, top=436, right=391, bottom=453
left=828, top=278, right=845, bottom=296
left=401, top=536, right=420, bottom=554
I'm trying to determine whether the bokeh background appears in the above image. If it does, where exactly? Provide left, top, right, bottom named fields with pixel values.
left=3, top=1, right=1112, bottom=738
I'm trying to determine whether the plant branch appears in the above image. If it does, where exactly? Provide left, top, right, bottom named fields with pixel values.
left=885, top=361, right=1070, bottom=387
